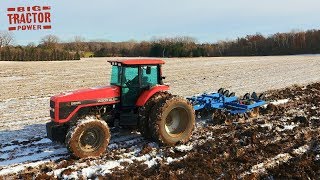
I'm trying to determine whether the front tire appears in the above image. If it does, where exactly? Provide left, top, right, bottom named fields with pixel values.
left=65, top=116, right=110, bottom=158
left=149, top=96, right=195, bottom=145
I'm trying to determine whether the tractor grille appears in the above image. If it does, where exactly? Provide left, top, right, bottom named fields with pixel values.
left=59, top=102, right=77, bottom=120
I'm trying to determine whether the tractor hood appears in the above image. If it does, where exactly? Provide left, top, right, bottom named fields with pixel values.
left=51, top=85, right=120, bottom=104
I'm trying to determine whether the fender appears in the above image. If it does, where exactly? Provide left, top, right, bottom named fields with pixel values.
left=136, top=85, right=170, bottom=106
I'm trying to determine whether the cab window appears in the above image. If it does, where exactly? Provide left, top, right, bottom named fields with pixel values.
left=110, top=66, right=122, bottom=86
left=141, top=66, right=158, bottom=87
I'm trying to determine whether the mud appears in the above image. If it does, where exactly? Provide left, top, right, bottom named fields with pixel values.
left=106, top=83, right=320, bottom=179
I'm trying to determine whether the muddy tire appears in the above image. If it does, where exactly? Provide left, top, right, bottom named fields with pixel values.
left=138, top=91, right=171, bottom=139
left=149, top=96, right=195, bottom=145
left=65, top=116, right=110, bottom=158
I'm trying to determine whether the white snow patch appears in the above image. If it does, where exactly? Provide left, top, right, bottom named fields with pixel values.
left=270, top=99, right=289, bottom=105
left=33, top=138, right=52, bottom=144
left=0, top=145, right=19, bottom=152
left=175, top=144, right=193, bottom=152
left=53, top=168, right=67, bottom=178
left=0, top=156, right=61, bottom=176
left=292, top=144, right=310, bottom=155
left=0, top=148, right=68, bottom=166
left=166, top=157, right=175, bottom=164
left=251, top=153, right=292, bottom=174
left=71, top=148, right=162, bottom=177
left=132, top=153, right=151, bottom=162
left=276, top=124, right=298, bottom=132
left=0, top=153, right=9, bottom=160
left=166, top=155, right=188, bottom=164
left=259, top=123, right=273, bottom=130
left=311, top=106, right=317, bottom=110
left=108, top=143, right=118, bottom=149
left=144, top=157, right=161, bottom=168
left=283, top=124, right=297, bottom=130
left=62, top=171, right=78, bottom=180
left=82, top=159, right=129, bottom=177
left=241, top=144, right=311, bottom=177
left=0, top=161, right=47, bottom=176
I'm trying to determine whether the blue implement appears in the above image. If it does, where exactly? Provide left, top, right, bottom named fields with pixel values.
left=187, top=91, right=266, bottom=115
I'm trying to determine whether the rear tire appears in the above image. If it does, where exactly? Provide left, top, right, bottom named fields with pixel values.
left=149, top=96, right=195, bottom=145
left=65, top=116, right=110, bottom=158
left=138, top=91, right=171, bottom=139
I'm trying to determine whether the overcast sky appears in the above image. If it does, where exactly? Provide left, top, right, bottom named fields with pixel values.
left=1, top=0, right=320, bottom=45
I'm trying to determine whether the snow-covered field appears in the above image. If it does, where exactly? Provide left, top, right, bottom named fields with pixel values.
left=0, top=56, right=319, bottom=178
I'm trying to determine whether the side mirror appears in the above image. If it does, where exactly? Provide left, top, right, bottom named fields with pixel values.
left=146, top=67, right=151, bottom=74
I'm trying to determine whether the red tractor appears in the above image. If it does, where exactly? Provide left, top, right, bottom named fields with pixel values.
left=46, top=59, right=195, bottom=158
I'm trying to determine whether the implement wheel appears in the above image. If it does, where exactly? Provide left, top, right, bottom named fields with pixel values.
left=149, top=96, right=195, bottom=145
left=138, top=92, right=171, bottom=139
left=66, top=116, right=110, bottom=158
left=248, top=107, right=260, bottom=118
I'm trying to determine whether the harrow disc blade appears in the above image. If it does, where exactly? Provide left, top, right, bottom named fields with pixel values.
left=211, top=109, right=226, bottom=124
left=259, top=93, right=266, bottom=100
left=243, top=93, right=251, bottom=100
left=217, top=88, right=225, bottom=94
left=197, top=109, right=213, bottom=119
left=251, top=92, right=258, bottom=100
left=211, top=110, right=238, bottom=125
left=223, top=90, right=230, bottom=97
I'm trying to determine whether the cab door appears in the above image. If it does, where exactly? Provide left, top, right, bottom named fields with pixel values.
left=121, top=66, right=140, bottom=106
left=141, top=65, right=159, bottom=88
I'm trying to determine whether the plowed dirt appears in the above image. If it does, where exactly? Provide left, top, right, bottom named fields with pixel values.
left=0, top=83, right=318, bottom=179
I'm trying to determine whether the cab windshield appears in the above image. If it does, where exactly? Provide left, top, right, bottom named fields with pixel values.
left=110, top=65, right=159, bottom=87
left=110, top=66, right=122, bottom=86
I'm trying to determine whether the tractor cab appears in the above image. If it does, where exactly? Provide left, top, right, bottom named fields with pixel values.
left=108, top=59, right=165, bottom=107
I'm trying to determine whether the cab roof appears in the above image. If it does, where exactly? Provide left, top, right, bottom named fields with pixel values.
left=108, top=59, right=165, bottom=65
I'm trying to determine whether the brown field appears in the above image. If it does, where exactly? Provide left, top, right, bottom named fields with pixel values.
left=0, top=56, right=319, bottom=179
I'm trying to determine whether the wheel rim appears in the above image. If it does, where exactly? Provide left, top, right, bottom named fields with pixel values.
left=165, top=107, right=188, bottom=136
left=79, top=127, right=104, bottom=152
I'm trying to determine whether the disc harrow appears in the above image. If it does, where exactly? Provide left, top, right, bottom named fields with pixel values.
left=187, top=88, right=266, bottom=124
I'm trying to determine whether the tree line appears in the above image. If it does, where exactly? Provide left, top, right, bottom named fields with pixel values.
left=61, top=29, right=320, bottom=57
left=1, top=29, right=320, bottom=61
left=0, top=33, right=80, bottom=61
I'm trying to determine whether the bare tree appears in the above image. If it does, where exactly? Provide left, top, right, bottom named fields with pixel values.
left=40, top=35, right=60, bottom=49
left=0, top=31, right=14, bottom=61
left=73, top=36, right=86, bottom=51
left=0, top=31, right=14, bottom=47
left=74, top=36, right=85, bottom=43
left=216, top=40, right=228, bottom=56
